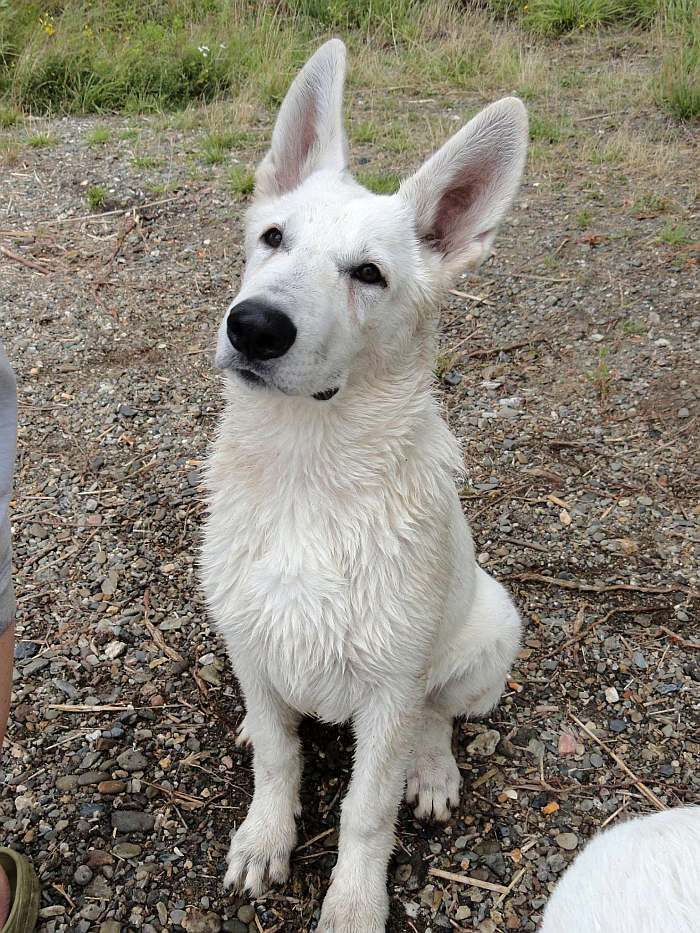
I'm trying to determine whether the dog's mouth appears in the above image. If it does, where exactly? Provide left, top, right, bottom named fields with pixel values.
left=238, top=369, right=265, bottom=386
left=312, top=387, right=339, bottom=402
left=235, top=369, right=338, bottom=402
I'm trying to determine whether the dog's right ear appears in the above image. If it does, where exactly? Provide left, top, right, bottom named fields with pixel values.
left=255, top=39, right=347, bottom=200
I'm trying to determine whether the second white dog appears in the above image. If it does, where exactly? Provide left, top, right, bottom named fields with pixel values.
left=201, top=39, right=527, bottom=932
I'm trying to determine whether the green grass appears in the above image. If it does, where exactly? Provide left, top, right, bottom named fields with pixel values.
left=356, top=171, right=401, bottom=194
left=576, top=208, right=593, bottom=228
left=522, top=0, right=660, bottom=35
left=86, top=185, right=107, bottom=211
left=132, top=154, right=161, bottom=169
left=0, top=107, right=18, bottom=127
left=85, top=126, right=111, bottom=146
left=352, top=120, right=379, bottom=144
left=529, top=113, right=568, bottom=143
left=586, top=346, right=613, bottom=400
left=654, top=0, right=699, bottom=121
left=200, top=131, right=242, bottom=165
left=27, top=133, right=55, bottom=148
left=632, top=192, right=670, bottom=213
left=228, top=164, right=256, bottom=196
left=658, top=222, right=690, bottom=245
left=0, top=0, right=694, bottom=130
left=621, top=318, right=646, bottom=335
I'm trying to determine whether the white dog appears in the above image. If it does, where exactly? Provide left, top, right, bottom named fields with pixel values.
left=200, top=39, right=527, bottom=932
left=541, top=807, right=700, bottom=933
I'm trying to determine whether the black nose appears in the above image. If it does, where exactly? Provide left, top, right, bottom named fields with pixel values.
left=227, top=300, right=297, bottom=361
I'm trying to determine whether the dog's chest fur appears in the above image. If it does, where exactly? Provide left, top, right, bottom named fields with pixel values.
left=201, top=373, right=462, bottom=723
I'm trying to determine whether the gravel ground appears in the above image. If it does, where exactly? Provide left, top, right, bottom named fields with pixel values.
left=0, top=87, right=698, bottom=933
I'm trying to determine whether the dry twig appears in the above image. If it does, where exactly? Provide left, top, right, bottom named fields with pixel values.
left=570, top=714, right=666, bottom=811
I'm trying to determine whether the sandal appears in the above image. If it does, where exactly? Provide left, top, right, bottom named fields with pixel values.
left=0, top=849, right=39, bottom=933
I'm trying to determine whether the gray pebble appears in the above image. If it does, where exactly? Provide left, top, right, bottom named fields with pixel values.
left=74, top=865, right=94, bottom=885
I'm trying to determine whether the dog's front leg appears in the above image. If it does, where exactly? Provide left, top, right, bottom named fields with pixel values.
left=318, top=694, right=419, bottom=933
left=224, top=680, right=302, bottom=896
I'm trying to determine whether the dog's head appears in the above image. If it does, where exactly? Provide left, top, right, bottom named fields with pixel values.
left=216, top=39, right=527, bottom=401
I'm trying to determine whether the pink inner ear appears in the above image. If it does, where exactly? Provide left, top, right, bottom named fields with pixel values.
left=431, top=180, right=476, bottom=254
left=275, top=92, right=320, bottom=193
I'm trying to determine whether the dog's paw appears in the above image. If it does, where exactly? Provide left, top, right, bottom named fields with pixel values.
left=317, top=879, right=388, bottom=933
left=405, top=750, right=461, bottom=822
left=235, top=716, right=252, bottom=748
left=223, top=813, right=295, bottom=896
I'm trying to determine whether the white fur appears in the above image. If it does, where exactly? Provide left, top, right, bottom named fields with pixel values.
left=541, top=807, right=700, bottom=933
left=200, top=39, right=527, bottom=932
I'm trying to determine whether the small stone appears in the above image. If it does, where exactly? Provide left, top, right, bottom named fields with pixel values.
left=182, top=908, right=222, bottom=932
left=99, top=922, right=122, bottom=933
left=112, top=842, right=142, bottom=858
left=86, top=850, right=113, bottom=868
left=117, top=749, right=147, bottom=771
left=558, top=733, right=577, bottom=756
left=119, top=404, right=136, bottom=417
left=678, top=407, right=690, bottom=418
left=236, top=905, right=255, bottom=924
left=467, top=729, right=501, bottom=757
left=198, top=664, right=221, bottom=686
left=14, top=641, right=39, bottom=660
left=98, top=780, right=126, bottom=795
left=633, top=651, right=647, bottom=670
left=609, top=719, right=627, bottom=733
left=78, top=771, right=111, bottom=786
left=111, top=810, right=154, bottom=833
left=104, top=640, right=127, bottom=660
left=74, top=865, right=93, bottom=885
left=222, top=922, right=247, bottom=933
left=556, top=832, right=579, bottom=851
left=443, top=370, right=462, bottom=387
left=604, top=686, right=619, bottom=704
left=56, top=775, right=79, bottom=791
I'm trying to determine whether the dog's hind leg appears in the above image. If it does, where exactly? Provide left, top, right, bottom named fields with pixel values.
left=406, top=566, right=522, bottom=820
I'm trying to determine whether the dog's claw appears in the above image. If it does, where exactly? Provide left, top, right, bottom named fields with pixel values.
left=235, top=717, right=252, bottom=748
left=223, top=813, right=295, bottom=896
left=406, top=752, right=461, bottom=822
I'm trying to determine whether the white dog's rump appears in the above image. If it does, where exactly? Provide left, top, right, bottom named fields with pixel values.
left=541, top=807, right=700, bottom=933
left=201, top=39, right=527, bottom=932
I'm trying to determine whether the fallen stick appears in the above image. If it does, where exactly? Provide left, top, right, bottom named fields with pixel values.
left=37, top=193, right=185, bottom=227
left=449, top=288, right=495, bottom=306
left=659, top=626, right=700, bottom=650
left=541, top=605, right=656, bottom=660
left=570, top=714, right=666, bottom=812
left=511, top=571, right=694, bottom=597
left=295, top=827, right=336, bottom=852
left=428, top=867, right=508, bottom=894
left=0, top=245, right=52, bottom=275
left=494, top=866, right=526, bottom=907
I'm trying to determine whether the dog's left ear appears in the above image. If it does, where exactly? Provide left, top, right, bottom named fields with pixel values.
left=399, top=98, right=528, bottom=274
left=255, top=39, right=348, bottom=200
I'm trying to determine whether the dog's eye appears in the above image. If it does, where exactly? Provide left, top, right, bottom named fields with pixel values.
left=352, top=263, right=386, bottom=286
left=262, top=227, right=283, bottom=249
